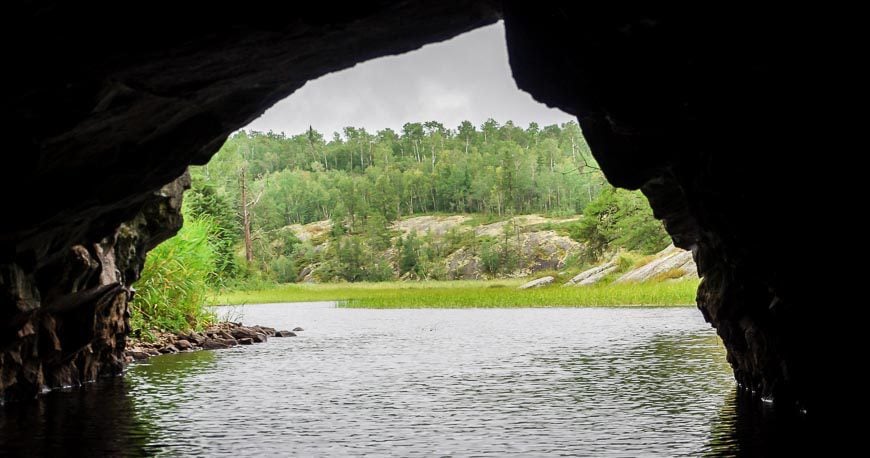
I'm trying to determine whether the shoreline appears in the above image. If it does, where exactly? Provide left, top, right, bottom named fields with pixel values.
left=125, top=322, right=302, bottom=362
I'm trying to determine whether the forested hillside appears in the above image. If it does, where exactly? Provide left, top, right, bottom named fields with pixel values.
left=183, top=120, right=669, bottom=285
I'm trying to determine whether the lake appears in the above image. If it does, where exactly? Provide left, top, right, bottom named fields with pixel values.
left=0, top=303, right=805, bottom=455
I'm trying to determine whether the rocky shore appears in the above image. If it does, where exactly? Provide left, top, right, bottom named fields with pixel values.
left=125, top=322, right=302, bottom=362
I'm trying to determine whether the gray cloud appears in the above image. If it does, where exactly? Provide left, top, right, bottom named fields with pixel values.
left=244, top=22, right=574, bottom=137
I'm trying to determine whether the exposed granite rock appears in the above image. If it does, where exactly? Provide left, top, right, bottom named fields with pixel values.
left=564, top=261, right=619, bottom=286
left=615, top=245, right=697, bottom=283
left=518, top=276, right=555, bottom=289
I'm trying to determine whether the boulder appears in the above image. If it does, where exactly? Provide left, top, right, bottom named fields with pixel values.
left=238, top=338, right=254, bottom=345
left=229, top=326, right=260, bottom=340
left=518, top=276, right=554, bottom=289
left=564, top=261, right=618, bottom=286
left=253, top=326, right=277, bottom=336
left=126, top=351, right=150, bottom=361
left=292, top=327, right=304, bottom=332
left=174, top=339, right=193, bottom=351
left=615, top=245, right=697, bottom=283
left=158, top=345, right=178, bottom=354
left=201, top=338, right=237, bottom=350
left=274, top=331, right=297, bottom=337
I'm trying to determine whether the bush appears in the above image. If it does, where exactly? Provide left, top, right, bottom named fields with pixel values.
left=131, top=215, right=218, bottom=339
left=186, top=181, right=241, bottom=283
left=571, top=186, right=670, bottom=261
left=269, top=255, right=298, bottom=283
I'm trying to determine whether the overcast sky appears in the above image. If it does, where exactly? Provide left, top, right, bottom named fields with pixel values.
left=243, top=21, right=574, bottom=137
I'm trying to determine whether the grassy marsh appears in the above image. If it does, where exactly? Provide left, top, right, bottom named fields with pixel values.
left=213, top=279, right=699, bottom=309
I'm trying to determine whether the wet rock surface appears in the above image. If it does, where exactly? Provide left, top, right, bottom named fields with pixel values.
left=125, top=322, right=302, bottom=363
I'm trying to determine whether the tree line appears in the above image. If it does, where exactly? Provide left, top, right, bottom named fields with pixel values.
left=185, top=119, right=668, bottom=285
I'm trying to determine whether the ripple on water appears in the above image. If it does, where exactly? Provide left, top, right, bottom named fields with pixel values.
left=0, top=304, right=806, bottom=456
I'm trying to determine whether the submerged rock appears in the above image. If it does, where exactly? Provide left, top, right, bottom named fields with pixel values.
left=292, top=327, right=304, bottom=332
left=274, top=331, right=297, bottom=337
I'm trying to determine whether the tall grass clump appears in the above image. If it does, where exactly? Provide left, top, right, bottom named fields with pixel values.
left=131, top=215, right=218, bottom=338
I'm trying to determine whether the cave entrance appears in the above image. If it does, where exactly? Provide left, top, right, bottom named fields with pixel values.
left=1, top=3, right=824, bottom=453
left=110, top=21, right=728, bottom=455
left=133, top=21, right=691, bottom=323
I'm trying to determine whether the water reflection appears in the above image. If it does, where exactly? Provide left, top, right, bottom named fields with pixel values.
left=0, top=377, right=152, bottom=456
left=703, top=389, right=815, bottom=456
left=0, top=349, right=217, bottom=456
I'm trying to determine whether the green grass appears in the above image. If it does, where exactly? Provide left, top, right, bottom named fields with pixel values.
left=213, top=279, right=699, bottom=309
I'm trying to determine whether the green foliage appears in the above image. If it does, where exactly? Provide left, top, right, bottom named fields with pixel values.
left=571, top=186, right=670, bottom=261
left=185, top=181, right=241, bottom=283
left=319, top=235, right=395, bottom=282
left=479, top=238, right=501, bottom=275
left=212, top=279, right=699, bottom=308
left=398, top=232, right=422, bottom=277
left=185, top=120, right=668, bottom=284
left=131, top=215, right=217, bottom=338
left=269, top=256, right=298, bottom=283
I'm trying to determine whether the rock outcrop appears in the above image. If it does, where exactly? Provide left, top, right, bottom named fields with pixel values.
left=615, top=245, right=697, bottom=283
left=2, top=1, right=832, bottom=413
left=503, top=2, right=828, bottom=412
left=292, top=215, right=583, bottom=281
left=1, top=173, right=189, bottom=400
left=564, top=261, right=619, bottom=286
left=518, top=276, right=555, bottom=289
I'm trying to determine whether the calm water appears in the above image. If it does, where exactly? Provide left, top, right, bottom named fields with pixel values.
left=1, top=304, right=810, bottom=456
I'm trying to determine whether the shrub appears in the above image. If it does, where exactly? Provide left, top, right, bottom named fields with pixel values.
left=131, top=215, right=217, bottom=338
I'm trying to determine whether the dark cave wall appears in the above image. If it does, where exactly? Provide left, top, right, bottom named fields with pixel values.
left=1, top=173, right=189, bottom=400
left=503, top=3, right=822, bottom=411
left=2, top=0, right=824, bottom=411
